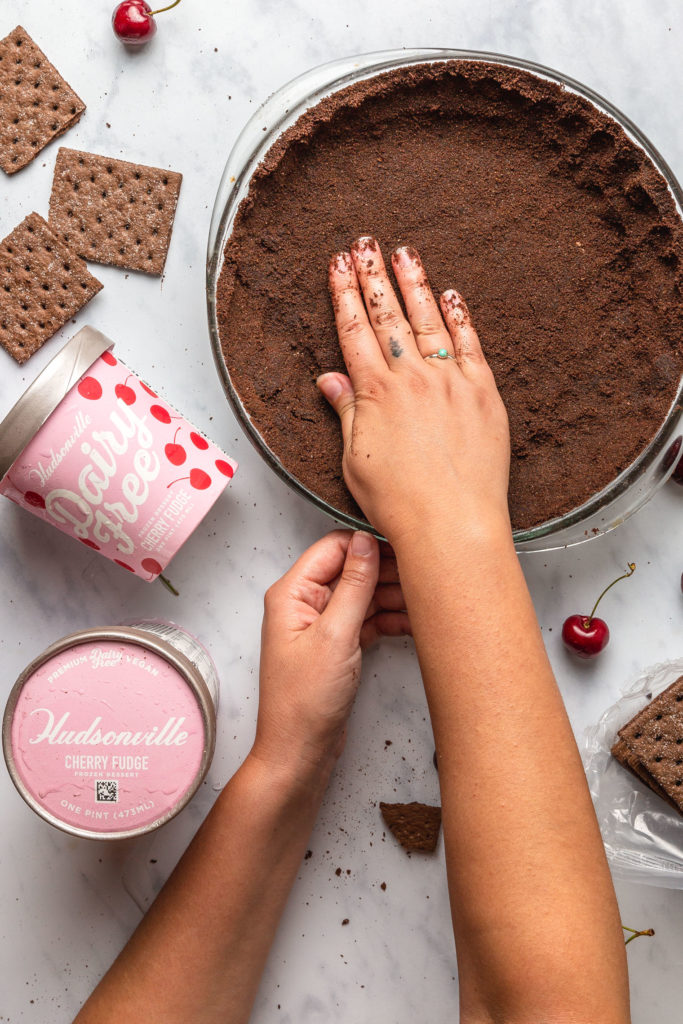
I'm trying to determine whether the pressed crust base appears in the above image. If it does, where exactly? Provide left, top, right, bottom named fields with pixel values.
left=217, top=61, right=683, bottom=530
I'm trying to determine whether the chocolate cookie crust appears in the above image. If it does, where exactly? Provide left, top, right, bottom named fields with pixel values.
left=216, top=60, right=683, bottom=530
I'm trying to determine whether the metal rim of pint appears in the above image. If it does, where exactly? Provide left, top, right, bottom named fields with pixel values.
left=0, top=326, right=113, bottom=481
left=2, top=626, right=217, bottom=841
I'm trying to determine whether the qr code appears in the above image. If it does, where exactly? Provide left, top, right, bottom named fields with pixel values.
left=95, top=780, right=118, bottom=803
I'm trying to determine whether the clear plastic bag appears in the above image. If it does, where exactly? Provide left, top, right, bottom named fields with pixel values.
left=582, top=658, right=683, bottom=887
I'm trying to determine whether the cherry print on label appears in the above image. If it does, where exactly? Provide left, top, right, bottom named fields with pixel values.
left=78, top=377, right=103, bottom=401
left=115, top=375, right=137, bottom=406
left=24, top=491, right=46, bottom=509
left=190, top=431, right=209, bottom=451
left=150, top=404, right=172, bottom=424
left=215, top=460, right=234, bottom=478
left=165, top=428, right=187, bottom=466
left=140, top=381, right=158, bottom=398
left=167, top=468, right=212, bottom=490
left=190, top=469, right=211, bottom=490
left=101, top=351, right=118, bottom=366
left=114, top=559, right=136, bottom=573
left=80, top=538, right=101, bottom=550
left=141, top=557, right=163, bottom=577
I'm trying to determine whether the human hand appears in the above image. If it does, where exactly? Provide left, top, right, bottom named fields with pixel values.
left=252, top=530, right=410, bottom=778
left=317, top=239, right=511, bottom=547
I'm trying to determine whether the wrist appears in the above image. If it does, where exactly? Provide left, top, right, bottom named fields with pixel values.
left=389, top=498, right=513, bottom=560
left=247, top=736, right=337, bottom=801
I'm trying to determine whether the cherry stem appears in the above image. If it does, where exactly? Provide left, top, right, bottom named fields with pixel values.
left=173, top=427, right=181, bottom=443
left=158, top=573, right=179, bottom=596
left=622, top=924, right=654, bottom=945
left=587, top=562, right=636, bottom=624
left=147, top=0, right=182, bottom=15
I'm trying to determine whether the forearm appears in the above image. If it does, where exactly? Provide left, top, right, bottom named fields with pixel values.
left=75, top=751, right=332, bottom=1024
left=393, top=512, right=630, bottom=1024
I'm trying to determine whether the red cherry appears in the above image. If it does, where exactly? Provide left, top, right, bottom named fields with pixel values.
left=562, top=615, right=610, bottom=658
left=78, top=377, right=103, bottom=401
left=24, top=491, right=46, bottom=509
left=112, top=0, right=182, bottom=45
left=165, top=428, right=186, bottom=466
left=150, top=404, right=172, bottom=424
left=190, top=431, right=209, bottom=451
left=101, top=351, right=118, bottom=366
left=141, top=557, right=163, bottom=576
left=140, top=381, right=157, bottom=397
left=112, top=1, right=156, bottom=45
left=115, top=376, right=136, bottom=405
left=562, top=562, right=636, bottom=660
left=215, top=459, right=234, bottom=478
left=80, top=538, right=101, bottom=550
left=114, top=559, right=136, bottom=573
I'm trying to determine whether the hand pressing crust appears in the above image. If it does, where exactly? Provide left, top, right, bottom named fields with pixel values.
left=318, top=239, right=511, bottom=548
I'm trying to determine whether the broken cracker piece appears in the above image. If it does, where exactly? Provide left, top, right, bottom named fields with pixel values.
left=380, top=801, right=442, bottom=853
left=0, top=26, right=85, bottom=175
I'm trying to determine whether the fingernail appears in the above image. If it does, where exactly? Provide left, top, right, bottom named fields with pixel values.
left=351, top=530, right=375, bottom=557
left=392, top=245, right=420, bottom=268
left=317, top=374, right=343, bottom=402
left=441, top=289, right=470, bottom=324
left=330, top=251, right=352, bottom=275
left=351, top=236, right=378, bottom=258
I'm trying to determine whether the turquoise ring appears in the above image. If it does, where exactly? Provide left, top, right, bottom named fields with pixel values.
left=424, top=348, right=455, bottom=361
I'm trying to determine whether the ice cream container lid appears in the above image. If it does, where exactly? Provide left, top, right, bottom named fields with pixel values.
left=2, top=625, right=217, bottom=841
left=0, top=326, right=111, bottom=480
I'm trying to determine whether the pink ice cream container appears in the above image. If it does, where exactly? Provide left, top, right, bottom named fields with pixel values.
left=3, top=620, right=218, bottom=840
left=0, top=326, right=237, bottom=581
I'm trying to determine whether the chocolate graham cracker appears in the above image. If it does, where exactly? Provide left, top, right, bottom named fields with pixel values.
left=48, top=147, right=182, bottom=275
left=380, top=802, right=442, bottom=853
left=610, top=738, right=680, bottom=812
left=611, top=676, right=683, bottom=815
left=0, top=26, right=85, bottom=175
left=0, top=212, right=102, bottom=363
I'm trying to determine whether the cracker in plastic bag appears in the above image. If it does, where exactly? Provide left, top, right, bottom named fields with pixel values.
left=582, top=659, right=683, bottom=888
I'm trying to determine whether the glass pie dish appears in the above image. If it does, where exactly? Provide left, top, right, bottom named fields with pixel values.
left=206, top=48, right=683, bottom=552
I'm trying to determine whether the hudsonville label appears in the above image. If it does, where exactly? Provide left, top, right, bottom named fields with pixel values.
left=28, top=710, right=190, bottom=747
left=28, top=411, right=92, bottom=487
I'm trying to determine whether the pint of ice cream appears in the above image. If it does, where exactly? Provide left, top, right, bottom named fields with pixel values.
left=0, top=327, right=237, bottom=581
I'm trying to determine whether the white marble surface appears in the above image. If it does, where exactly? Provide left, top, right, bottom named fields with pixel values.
left=2, top=0, right=683, bottom=1020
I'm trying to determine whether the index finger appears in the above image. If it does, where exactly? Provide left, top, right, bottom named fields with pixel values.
left=329, top=252, right=387, bottom=383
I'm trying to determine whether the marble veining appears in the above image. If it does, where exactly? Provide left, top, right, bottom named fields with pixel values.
left=2, top=0, right=683, bottom=1020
